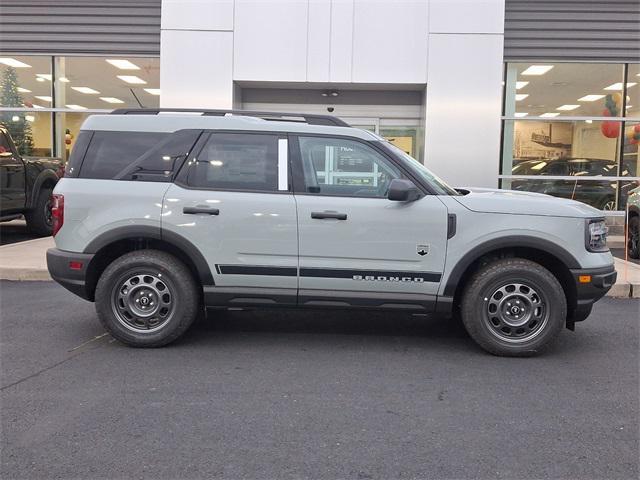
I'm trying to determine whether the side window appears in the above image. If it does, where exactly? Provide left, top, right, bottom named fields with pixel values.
left=298, top=136, right=401, bottom=198
left=65, top=130, right=92, bottom=177
left=79, top=131, right=167, bottom=179
left=186, top=133, right=281, bottom=192
left=116, top=129, right=202, bottom=181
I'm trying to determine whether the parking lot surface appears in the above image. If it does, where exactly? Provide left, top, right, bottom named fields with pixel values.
left=1, top=281, right=638, bottom=480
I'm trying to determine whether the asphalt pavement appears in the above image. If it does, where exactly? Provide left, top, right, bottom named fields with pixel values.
left=1, top=281, right=638, bottom=480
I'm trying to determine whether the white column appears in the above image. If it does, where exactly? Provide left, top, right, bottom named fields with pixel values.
left=160, top=0, right=234, bottom=109
left=424, top=0, right=505, bottom=188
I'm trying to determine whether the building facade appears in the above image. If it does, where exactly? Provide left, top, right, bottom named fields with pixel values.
left=1, top=0, right=639, bottom=213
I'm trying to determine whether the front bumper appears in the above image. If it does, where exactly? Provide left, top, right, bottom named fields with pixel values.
left=46, top=248, right=94, bottom=301
left=568, top=264, right=617, bottom=323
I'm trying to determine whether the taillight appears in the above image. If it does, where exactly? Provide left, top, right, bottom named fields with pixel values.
left=51, top=194, right=64, bottom=237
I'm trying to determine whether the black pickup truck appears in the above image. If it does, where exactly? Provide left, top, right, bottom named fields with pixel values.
left=0, top=125, right=64, bottom=236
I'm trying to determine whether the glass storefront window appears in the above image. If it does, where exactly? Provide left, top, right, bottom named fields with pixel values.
left=0, top=111, right=52, bottom=156
left=0, top=56, right=52, bottom=109
left=504, top=63, right=625, bottom=118
left=502, top=120, right=621, bottom=174
left=55, top=57, right=160, bottom=110
left=503, top=178, right=620, bottom=211
left=626, top=64, right=640, bottom=119
left=623, top=122, right=639, bottom=177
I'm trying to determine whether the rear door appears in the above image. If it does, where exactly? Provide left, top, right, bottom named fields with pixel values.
left=163, top=131, right=298, bottom=306
left=0, top=131, right=26, bottom=213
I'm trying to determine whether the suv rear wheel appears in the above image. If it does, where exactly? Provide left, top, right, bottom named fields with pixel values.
left=95, top=249, right=201, bottom=347
left=460, top=258, right=566, bottom=357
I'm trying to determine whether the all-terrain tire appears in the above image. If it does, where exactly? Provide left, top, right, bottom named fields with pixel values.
left=628, top=216, right=640, bottom=259
left=460, top=258, right=566, bottom=357
left=95, top=249, right=201, bottom=347
left=25, top=186, right=53, bottom=236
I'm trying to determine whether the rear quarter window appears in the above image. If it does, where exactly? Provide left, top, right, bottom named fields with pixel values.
left=78, top=131, right=167, bottom=179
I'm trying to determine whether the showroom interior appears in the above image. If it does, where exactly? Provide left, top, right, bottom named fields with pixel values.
left=0, top=0, right=638, bottom=216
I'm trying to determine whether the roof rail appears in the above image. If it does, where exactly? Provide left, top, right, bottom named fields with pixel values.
left=109, top=108, right=351, bottom=127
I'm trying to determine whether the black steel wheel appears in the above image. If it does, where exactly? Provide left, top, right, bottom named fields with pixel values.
left=25, top=186, right=54, bottom=236
left=95, top=249, right=201, bottom=347
left=628, top=216, right=640, bottom=259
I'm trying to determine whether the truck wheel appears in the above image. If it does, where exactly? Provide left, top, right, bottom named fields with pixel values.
left=25, top=186, right=53, bottom=236
left=628, top=216, right=640, bottom=259
left=460, top=258, right=566, bottom=357
left=95, top=250, right=201, bottom=347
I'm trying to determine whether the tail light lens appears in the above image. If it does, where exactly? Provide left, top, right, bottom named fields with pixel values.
left=51, top=194, right=64, bottom=237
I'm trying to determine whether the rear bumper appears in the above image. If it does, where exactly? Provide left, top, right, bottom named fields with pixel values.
left=569, top=264, right=617, bottom=322
left=46, top=248, right=94, bottom=301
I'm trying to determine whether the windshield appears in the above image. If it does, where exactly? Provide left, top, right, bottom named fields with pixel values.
left=381, top=141, right=459, bottom=195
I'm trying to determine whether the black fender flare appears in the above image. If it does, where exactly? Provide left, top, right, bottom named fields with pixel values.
left=27, top=170, right=58, bottom=209
left=442, top=235, right=581, bottom=296
left=83, top=225, right=214, bottom=285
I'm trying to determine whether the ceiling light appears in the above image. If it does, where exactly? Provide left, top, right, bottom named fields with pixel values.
left=11, top=115, right=19, bottom=121
left=540, top=112, right=560, bottom=118
left=585, top=120, right=593, bottom=124
left=100, top=97, right=124, bottom=104
left=72, top=86, right=100, bottom=94
left=65, top=104, right=87, bottom=110
left=521, top=65, right=554, bottom=76
left=144, top=88, right=161, bottom=95
left=117, top=75, right=146, bottom=84
left=556, top=104, right=580, bottom=111
left=0, top=58, right=31, bottom=68
left=515, top=94, right=529, bottom=101
left=17, top=87, right=31, bottom=93
left=25, top=115, right=35, bottom=122
left=578, top=94, right=605, bottom=102
left=514, top=112, right=528, bottom=117
left=604, top=82, right=637, bottom=91
left=516, top=81, right=529, bottom=90
left=59, top=77, right=70, bottom=83
left=36, top=73, right=52, bottom=81
left=106, top=59, right=140, bottom=70
left=35, top=95, right=52, bottom=102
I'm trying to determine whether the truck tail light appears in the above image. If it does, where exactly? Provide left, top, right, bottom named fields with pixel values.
left=51, top=194, right=64, bottom=237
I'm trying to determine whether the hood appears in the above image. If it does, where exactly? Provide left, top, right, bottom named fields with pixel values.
left=454, top=187, right=602, bottom=218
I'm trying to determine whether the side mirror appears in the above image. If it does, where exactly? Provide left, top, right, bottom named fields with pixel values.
left=387, top=179, right=421, bottom=202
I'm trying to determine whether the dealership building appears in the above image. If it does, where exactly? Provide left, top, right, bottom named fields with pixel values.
left=1, top=0, right=639, bottom=214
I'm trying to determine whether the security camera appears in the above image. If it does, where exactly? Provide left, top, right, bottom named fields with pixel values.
left=327, top=107, right=334, bottom=113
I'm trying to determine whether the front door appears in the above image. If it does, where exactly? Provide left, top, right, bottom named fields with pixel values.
left=163, top=131, right=298, bottom=305
left=291, top=134, right=449, bottom=310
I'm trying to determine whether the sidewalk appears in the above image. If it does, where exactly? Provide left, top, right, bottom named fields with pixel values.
left=0, top=236, right=638, bottom=297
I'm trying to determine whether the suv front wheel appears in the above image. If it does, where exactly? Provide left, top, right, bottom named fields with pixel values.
left=95, top=250, right=201, bottom=347
left=460, top=258, right=566, bottom=357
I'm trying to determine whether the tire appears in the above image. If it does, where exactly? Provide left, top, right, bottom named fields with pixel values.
left=460, top=258, right=566, bottom=357
left=25, top=186, right=53, bottom=236
left=628, top=216, right=640, bottom=259
left=94, top=249, right=201, bottom=347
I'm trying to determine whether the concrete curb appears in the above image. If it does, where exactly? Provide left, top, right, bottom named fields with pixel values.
left=0, top=267, right=51, bottom=281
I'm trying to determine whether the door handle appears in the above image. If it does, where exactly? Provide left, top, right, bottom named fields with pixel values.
left=183, top=206, right=219, bottom=215
left=311, top=211, right=347, bottom=220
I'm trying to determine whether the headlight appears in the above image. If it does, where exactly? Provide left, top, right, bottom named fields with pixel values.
left=586, top=219, right=609, bottom=252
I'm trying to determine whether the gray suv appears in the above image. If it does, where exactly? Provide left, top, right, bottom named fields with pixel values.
left=46, top=109, right=616, bottom=356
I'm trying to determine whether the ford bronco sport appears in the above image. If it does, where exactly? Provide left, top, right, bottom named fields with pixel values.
left=46, top=109, right=616, bottom=356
